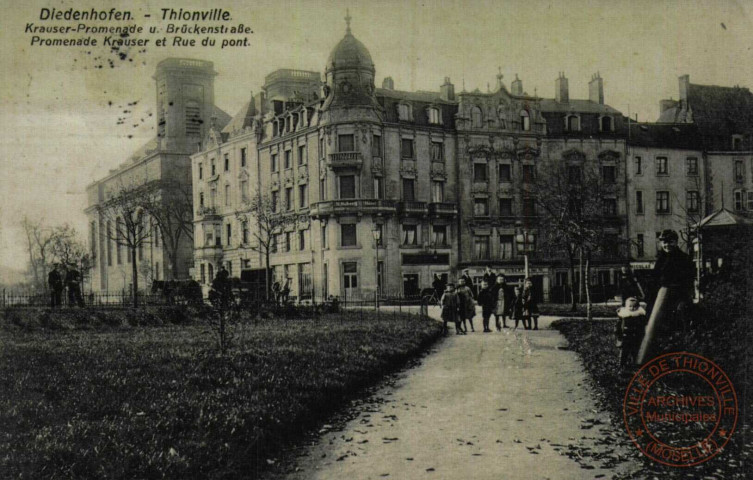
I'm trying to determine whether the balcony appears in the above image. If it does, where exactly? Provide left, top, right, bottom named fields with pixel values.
left=428, top=202, right=458, bottom=217
left=195, top=245, right=223, bottom=261
left=196, top=206, right=221, bottom=220
left=310, top=199, right=397, bottom=218
left=328, top=151, right=363, bottom=171
left=398, top=201, right=428, bottom=217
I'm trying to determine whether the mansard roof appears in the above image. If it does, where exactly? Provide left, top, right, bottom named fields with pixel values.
left=538, top=98, right=620, bottom=114
left=628, top=123, right=703, bottom=150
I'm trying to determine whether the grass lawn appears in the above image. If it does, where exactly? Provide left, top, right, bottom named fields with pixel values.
left=0, top=310, right=442, bottom=479
left=552, top=319, right=751, bottom=479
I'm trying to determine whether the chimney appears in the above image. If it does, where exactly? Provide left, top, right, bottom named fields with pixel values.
left=511, top=74, right=523, bottom=96
left=555, top=72, right=569, bottom=103
left=678, top=74, right=689, bottom=102
left=589, top=72, right=604, bottom=104
left=382, top=77, right=394, bottom=90
left=440, top=77, right=455, bottom=101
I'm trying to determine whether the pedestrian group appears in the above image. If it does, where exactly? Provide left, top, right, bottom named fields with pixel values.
left=439, top=267, right=539, bottom=336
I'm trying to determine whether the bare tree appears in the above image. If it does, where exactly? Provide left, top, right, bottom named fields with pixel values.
left=21, top=218, right=91, bottom=291
left=235, top=190, right=297, bottom=300
left=96, top=182, right=151, bottom=306
left=139, top=180, right=194, bottom=280
left=21, top=217, right=56, bottom=291
left=534, top=160, right=620, bottom=319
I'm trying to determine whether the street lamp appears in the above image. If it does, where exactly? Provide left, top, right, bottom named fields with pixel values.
left=515, top=225, right=536, bottom=279
left=372, top=225, right=381, bottom=316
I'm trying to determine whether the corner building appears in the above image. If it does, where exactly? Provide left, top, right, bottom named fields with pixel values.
left=191, top=19, right=630, bottom=302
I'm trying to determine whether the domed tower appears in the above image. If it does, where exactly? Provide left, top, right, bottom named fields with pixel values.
left=322, top=10, right=380, bottom=114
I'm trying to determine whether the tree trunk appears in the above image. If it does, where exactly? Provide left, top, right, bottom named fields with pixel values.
left=131, top=247, right=139, bottom=307
left=578, top=248, right=584, bottom=304
left=170, top=249, right=179, bottom=281
left=568, top=247, right=577, bottom=312
left=265, top=250, right=271, bottom=301
left=585, top=252, right=592, bottom=326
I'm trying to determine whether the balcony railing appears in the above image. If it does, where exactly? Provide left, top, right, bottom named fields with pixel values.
left=398, top=201, right=428, bottom=216
left=428, top=202, right=458, bottom=217
left=197, top=206, right=220, bottom=219
left=329, top=151, right=363, bottom=169
left=310, top=199, right=397, bottom=218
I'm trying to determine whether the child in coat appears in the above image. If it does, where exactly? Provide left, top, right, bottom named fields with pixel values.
left=440, top=283, right=463, bottom=335
left=456, top=278, right=476, bottom=333
left=511, top=286, right=525, bottom=329
left=615, top=297, right=648, bottom=367
left=477, top=280, right=496, bottom=333
left=522, top=278, right=539, bottom=330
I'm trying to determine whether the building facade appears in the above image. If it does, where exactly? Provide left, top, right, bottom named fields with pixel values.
left=86, top=58, right=229, bottom=292
left=189, top=18, right=637, bottom=302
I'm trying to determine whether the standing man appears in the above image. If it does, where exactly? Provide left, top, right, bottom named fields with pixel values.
left=483, top=267, right=497, bottom=288
left=637, top=230, right=695, bottom=363
left=48, top=263, right=63, bottom=309
left=65, top=263, right=85, bottom=307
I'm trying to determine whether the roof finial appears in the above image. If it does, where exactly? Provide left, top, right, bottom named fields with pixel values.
left=345, top=9, right=352, bottom=34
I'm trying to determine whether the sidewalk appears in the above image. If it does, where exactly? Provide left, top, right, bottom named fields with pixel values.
left=278, top=314, right=639, bottom=480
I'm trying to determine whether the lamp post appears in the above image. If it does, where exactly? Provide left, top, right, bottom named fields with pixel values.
left=372, top=225, right=381, bottom=317
left=515, top=223, right=536, bottom=280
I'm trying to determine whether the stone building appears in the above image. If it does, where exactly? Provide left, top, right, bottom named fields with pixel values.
left=190, top=16, right=634, bottom=302
left=85, top=58, right=229, bottom=292
left=455, top=71, right=628, bottom=300
left=626, top=122, right=704, bottom=266
left=658, top=75, right=753, bottom=216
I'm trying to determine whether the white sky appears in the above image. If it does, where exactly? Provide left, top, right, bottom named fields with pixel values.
left=1, top=0, right=752, bottom=272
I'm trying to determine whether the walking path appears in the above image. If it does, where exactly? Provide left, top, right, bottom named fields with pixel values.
left=277, top=311, right=640, bottom=480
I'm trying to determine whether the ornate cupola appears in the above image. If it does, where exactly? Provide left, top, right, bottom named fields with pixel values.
left=322, top=10, right=379, bottom=111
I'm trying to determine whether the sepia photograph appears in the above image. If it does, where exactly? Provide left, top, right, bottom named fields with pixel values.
left=0, top=0, right=751, bottom=478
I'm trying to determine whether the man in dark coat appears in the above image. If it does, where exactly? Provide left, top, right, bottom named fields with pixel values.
left=48, top=264, right=63, bottom=308
left=482, top=267, right=497, bottom=288
left=65, top=264, right=85, bottom=307
left=652, top=229, right=695, bottom=330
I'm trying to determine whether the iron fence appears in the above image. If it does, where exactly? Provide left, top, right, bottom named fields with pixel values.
left=0, top=290, right=170, bottom=309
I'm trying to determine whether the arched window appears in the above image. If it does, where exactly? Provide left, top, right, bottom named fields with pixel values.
left=427, top=107, right=441, bottom=125
left=567, top=114, right=580, bottom=132
left=471, top=106, right=483, bottom=128
left=397, top=103, right=412, bottom=121
left=601, top=116, right=613, bottom=132
left=520, top=109, right=530, bottom=131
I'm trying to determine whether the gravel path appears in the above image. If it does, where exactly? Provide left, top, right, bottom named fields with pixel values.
left=277, top=312, right=640, bottom=480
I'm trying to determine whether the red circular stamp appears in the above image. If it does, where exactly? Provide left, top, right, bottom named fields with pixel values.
left=623, top=352, right=738, bottom=467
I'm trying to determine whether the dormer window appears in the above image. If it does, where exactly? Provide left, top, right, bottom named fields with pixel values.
left=427, top=107, right=441, bottom=125
left=732, top=135, right=743, bottom=151
left=520, top=109, right=530, bottom=131
left=397, top=103, right=412, bottom=121
left=600, top=116, right=613, bottom=132
left=566, top=114, right=580, bottom=132
left=471, top=106, right=483, bottom=128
